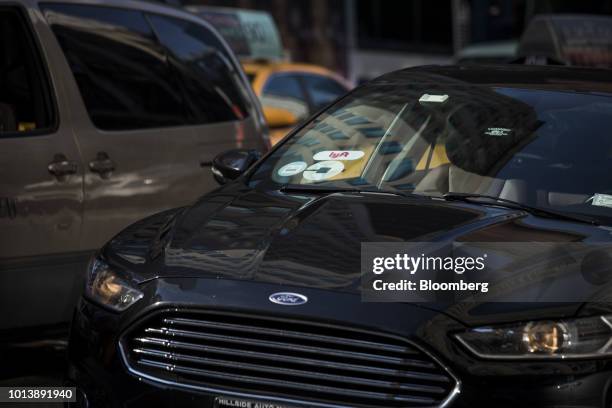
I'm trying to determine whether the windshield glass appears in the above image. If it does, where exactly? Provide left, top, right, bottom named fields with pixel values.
left=248, top=79, right=612, bottom=224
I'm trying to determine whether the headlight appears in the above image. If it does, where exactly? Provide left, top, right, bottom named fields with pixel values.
left=85, top=258, right=143, bottom=312
left=455, top=315, right=612, bottom=359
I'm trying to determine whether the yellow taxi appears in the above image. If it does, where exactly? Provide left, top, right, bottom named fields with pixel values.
left=188, top=6, right=352, bottom=145
left=243, top=62, right=352, bottom=145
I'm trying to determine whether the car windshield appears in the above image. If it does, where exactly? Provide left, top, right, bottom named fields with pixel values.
left=248, top=77, right=612, bottom=224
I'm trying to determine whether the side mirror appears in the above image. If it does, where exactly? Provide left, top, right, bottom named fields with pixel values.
left=263, top=106, right=298, bottom=128
left=211, top=149, right=262, bottom=184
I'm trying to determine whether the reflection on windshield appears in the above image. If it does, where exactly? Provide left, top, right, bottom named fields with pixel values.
left=249, top=73, right=612, bottom=223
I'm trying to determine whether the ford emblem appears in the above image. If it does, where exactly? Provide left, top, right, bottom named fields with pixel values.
left=269, top=292, right=308, bottom=306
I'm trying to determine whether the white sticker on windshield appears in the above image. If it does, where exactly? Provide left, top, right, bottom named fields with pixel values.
left=302, top=161, right=344, bottom=181
left=419, top=94, right=449, bottom=103
left=485, top=127, right=512, bottom=137
left=592, top=193, right=612, bottom=208
left=277, top=161, right=308, bottom=177
left=313, top=150, right=365, bottom=161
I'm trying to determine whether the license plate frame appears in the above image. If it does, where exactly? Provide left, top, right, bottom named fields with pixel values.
left=213, top=396, right=297, bottom=408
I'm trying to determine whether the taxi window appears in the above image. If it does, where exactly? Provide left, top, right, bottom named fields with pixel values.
left=301, top=74, right=348, bottom=111
left=261, top=73, right=309, bottom=121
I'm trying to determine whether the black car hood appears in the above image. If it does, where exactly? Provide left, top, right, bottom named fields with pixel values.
left=160, top=189, right=487, bottom=285
left=106, top=185, right=612, bottom=325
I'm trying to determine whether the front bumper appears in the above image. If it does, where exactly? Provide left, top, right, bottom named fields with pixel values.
left=67, top=277, right=612, bottom=407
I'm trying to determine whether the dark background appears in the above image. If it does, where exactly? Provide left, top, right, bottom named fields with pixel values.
left=175, top=0, right=612, bottom=81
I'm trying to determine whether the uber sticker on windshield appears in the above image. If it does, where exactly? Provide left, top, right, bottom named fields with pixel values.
left=302, top=160, right=344, bottom=181
left=592, top=193, right=612, bottom=208
left=313, top=150, right=365, bottom=161
left=484, top=127, right=513, bottom=137
left=277, top=161, right=308, bottom=177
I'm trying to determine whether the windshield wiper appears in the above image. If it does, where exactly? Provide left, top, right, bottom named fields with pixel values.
left=280, top=185, right=362, bottom=194
left=442, top=192, right=599, bottom=226
left=279, top=185, right=429, bottom=199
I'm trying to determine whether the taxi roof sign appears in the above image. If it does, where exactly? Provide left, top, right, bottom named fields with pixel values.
left=189, top=6, right=284, bottom=62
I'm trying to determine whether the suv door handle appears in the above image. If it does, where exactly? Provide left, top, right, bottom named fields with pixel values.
left=48, top=154, right=78, bottom=179
left=89, top=152, right=115, bottom=178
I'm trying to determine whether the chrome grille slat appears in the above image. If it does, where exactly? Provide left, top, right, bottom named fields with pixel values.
left=133, top=336, right=446, bottom=380
left=123, top=310, right=458, bottom=408
left=163, top=317, right=417, bottom=354
left=144, top=326, right=413, bottom=366
left=133, top=347, right=448, bottom=394
left=137, top=359, right=438, bottom=405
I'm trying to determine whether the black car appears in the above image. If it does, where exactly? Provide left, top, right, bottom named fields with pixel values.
left=68, top=65, right=612, bottom=407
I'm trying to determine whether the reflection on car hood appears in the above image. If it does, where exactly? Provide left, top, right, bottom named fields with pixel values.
left=105, top=184, right=612, bottom=324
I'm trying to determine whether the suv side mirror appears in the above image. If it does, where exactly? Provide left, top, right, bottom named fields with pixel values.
left=263, top=106, right=298, bottom=128
left=212, top=149, right=262, bottom=184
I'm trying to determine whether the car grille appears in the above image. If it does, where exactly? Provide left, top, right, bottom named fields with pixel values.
left=121, top=309, right=458, bottom=407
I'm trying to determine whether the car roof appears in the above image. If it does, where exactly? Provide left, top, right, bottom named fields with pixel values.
left=17, top=0, right=256, bottom=99
left=456, top=40, right=518, bottom=59
left=243, top=61, right=337, bottom=76
left=20, top=0, right=208, bottom=26
left=530, top=13, right=612, bottom=23
left=243, top=61, right=351, bottom=94
left=374, top=65, right=612, bottom=94
left=187, top=4, right=271, bottom=18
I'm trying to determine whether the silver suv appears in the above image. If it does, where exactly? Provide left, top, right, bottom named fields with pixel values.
left=0, top=0, right=269, bottom=338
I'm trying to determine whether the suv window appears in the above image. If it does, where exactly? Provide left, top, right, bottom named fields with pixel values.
left=148, top=14, right=249, bottom=124
left=261, top=73, right=308, bottom=121
left=42, top=4, right=185, bottom=130
left=301, top=74, right=347, bottom=111
left=0, top=7, right=54, bottom=135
